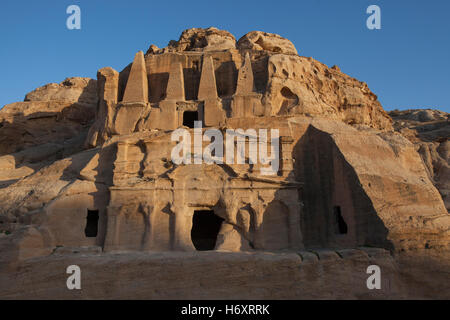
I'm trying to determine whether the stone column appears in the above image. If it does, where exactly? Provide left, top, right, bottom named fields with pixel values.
left=140, top=203, right=154, bottom=251
left=170, top=180, right=196, bottom=251
left=198, top=55, right=218, bottom=101
left=171, top=205, right=196, bottom=251
left=122, top=51, right=148, bottom=103
left=153, top=59, right=185, bottom=130
left=251, top=201, right=265, bottom=250
left=231, top=52, right=263, bottom=118
left=112, top=51, right=149, bottom=135
left=166, top=61, right=185, bottom=101
left=198, top=55, right=224, bottom=127
left=235, top=52, right=254, bottom=95
left=85, top=67, right=119, bottom=147
left=103, top=206, right=123, bottom=252
left=280, top=136, right=295, bottom=179
left=113, top=141, right=129, bottom=186
left=286, top=200, right=304, bottom=249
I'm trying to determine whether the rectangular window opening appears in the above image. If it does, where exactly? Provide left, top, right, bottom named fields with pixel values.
left=85, top=209, right=99, bottom=238
left=183, top=111, right=198, bottom=128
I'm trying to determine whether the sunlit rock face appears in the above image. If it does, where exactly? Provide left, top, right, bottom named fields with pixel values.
left=0, top=28, right=448, bottom=299
left=389, top=109, right=450, bottom=212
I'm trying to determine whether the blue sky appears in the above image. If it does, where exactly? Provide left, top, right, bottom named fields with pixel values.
left=0, top=0, right=449, bottom=112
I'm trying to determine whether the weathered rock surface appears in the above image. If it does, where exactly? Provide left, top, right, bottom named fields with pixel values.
left=389, top=109, right=449, bottom=211
left=265, top=55, right=392, bottom=130
left=0, top=77, right=97, bottom=188
left=85, top=68, right=119, bottom=148
left=237, top=31, right=298, bottom=55
left=151, top=27, right=237, bottom=53
left=24, top=77, right=97, bottom=104
left=0, top=28, right=448, bottom=299
left=1, top=249, right=448, bottom=299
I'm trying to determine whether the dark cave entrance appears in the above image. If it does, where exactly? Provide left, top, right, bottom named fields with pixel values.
left=334, top=206, right=348, bottom=234
left=85, top=209, right=99, bottom=237
left=191, top=210, right=224, bottom=250
left=183, top=111, right=198, bottom=128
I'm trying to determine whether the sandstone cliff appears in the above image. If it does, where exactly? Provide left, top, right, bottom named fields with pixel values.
left=0, top=28, right=448, bottom=299
left=389, top=109, right=449, bottom=211
left=0, top=78, right=97, bottom=189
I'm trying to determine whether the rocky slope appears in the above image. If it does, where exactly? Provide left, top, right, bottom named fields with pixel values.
left=0, top=78, right=97, bottom=189
left=389, top=109, right=449, bottom=211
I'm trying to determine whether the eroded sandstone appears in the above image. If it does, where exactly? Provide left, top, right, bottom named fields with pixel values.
left=0, top=28, right=448, bottom=299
